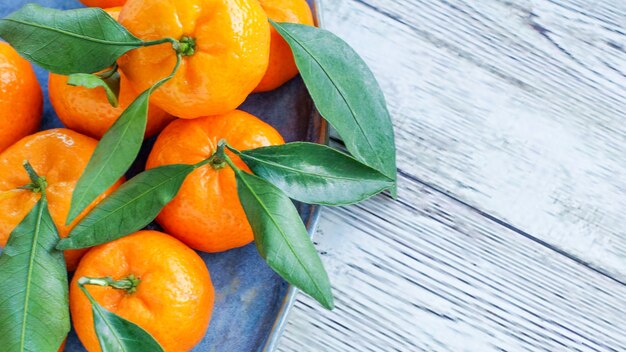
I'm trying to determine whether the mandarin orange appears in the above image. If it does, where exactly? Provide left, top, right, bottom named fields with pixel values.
left=0, top=129, right=122, bottom=270
left=255, top=0, right=315, bottom=92
left=70, top=230, right=214, bottom=352
left=0, top=42, right=42, bottom=152
left=118, top=0, right=271, bottom=118
left=146, top=110, right=284, bottom=252
left=48, top=7, right=173, bottom=139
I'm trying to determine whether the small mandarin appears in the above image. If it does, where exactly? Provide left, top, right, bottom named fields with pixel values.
left=48, top=7, right=174, bottom=139
left=255, top=0, right=315, bottom=92
left=0, top=129, right=123, bottom=270
left=146, top=110, right=284, bottom=252
left=0, top=42, right=42, bottom=152
left=70, top=230, right=214, bottom=352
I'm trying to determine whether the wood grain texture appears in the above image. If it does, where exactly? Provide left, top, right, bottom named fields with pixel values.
left=319, top=0, right=626, bottom=280
left=278, top=175, right=626, bottom=351
left=278, top=0, right=626, bottom=350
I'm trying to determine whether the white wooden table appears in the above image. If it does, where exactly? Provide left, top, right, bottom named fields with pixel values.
left=277, top=0, right=626, bottom=350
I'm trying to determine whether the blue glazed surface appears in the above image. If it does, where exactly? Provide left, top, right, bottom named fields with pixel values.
left=0, top=1, right=324, bottom=351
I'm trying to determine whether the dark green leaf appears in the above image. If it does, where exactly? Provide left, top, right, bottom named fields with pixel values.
left=68, top=71, right=121, bottom=107
left=236, top=142, right=393, bottom=205
left=0, top=4, right=143, bottom=75
left=80, top=286, right=164, bottom=352
left=0, top=195, right=69, bottom=351
left=93, top=303, right=164, bottom=352
left=66, top=89, right=150, bottom=225
left=234, top=167, right=334, bottom=309
left=67, top=55, right=181, bottom=225
left=272, top=21, right=397, bottom=196
left=59, top=164, right=195, bottom=250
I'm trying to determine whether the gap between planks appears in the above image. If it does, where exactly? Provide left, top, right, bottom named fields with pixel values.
left=321, top=0, right=626, bottom=282
left=278, top=172, right=626, bottom=351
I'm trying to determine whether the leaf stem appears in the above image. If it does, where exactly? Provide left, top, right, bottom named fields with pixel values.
left=22, top=161, right=39, bottom=184
left=78, top=275, right=141, bottom=294
left=151, top=53, right=182, bottom=92
left=223, top=153, right=240, bottom=173
left=141, top=37, right=196, bottom=56
left=141, top=37, right=178, bottom=48
left=97, top=63, right=119, bottom=80
left=78, top=281, right=98, bottom=306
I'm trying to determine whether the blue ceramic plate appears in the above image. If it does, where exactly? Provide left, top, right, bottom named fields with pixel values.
left=0, top=1, right=326, bottom=351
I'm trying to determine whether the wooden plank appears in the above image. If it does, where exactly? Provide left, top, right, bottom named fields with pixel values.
left=278, top=0, right=626, bottom=350
left=315, top=0, right=626, bottom=279
left=278, top=174, right=626, bottom=351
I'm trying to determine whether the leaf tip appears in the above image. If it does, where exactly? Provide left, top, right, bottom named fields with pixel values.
left=321, top=294, right=335, bottom=310
left=390, top=184, right=398, bottom=199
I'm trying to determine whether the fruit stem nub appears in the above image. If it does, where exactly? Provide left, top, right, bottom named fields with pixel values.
left=174, top=36, right=196, bottom=57
left=199, top=139, right=228, bottom=170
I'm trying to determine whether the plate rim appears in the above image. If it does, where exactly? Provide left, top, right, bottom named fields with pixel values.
left=261, top=1, right=327, bottom=350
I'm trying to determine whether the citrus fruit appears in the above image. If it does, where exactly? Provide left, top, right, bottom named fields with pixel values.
left=70, top=230, right=214, bottom=352
left=48, top=7, right=174, bottom=139
left=254, top=0, right=315, bottom=92
left=118, top=0, right=271, bottom=119
left=146, top=110, right=284, bottom=252
left=79, top=0, right=127, bottom=7
left=0, top=129, right=123, bottom=271
left=0, top=42, right=42, bottom=152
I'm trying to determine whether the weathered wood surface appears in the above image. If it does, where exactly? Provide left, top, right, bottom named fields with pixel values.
left=278, top=0, right=626, bottom=350
left=279, top=175, right=626, bottom=351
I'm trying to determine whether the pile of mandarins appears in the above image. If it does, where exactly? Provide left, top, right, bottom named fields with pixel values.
left=0, top=0, right=314, bottom=350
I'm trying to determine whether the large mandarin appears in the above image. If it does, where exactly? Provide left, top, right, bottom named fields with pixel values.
left=146, top=110, right=284, bottom=252
left=254, top=0, right=315, bottom=92
left=0, top=42, right=42, bottom=152
left=118, top=0, right=271, bottom=119
left=0, top=129, right=123, bottom=270
left=70, top=231, right=214, bottom=352
left=48, top=7, right=173, bottom=139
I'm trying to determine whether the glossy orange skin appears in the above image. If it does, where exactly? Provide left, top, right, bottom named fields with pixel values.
left=118, top=0, right=271, bottom=119
left=254, top=0, right=314, bottom=92
left=80, top=0, right=126, bottom=7
left=147, top=110, right=284, bottom=252
left=0, top=42, right=42, bottom=152
left=70, top=231, right=214, bottom=352
left=48, top=69, right=173, bottom=140
left=0, top=129, right=123, bottom=271
left=48, top=8, right=174, bottom=140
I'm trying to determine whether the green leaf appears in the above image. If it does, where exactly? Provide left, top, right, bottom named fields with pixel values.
left=66, top=88, right=150, bottom=225
left=0, top=4, right=143, bottom=75
left=271, top=21, right=397, bottom=196
left=59, top=164, right=195, bottom=250
left=68, top=71, right=121, bottom=107
left=79, top=285, right=164, bottom=352
left=67, top=55, right=182, bottom=225
left=0, top=195, right=70, bottom=351
left=233, top=166, right=334, bottom=309
left=235, top=142, right=393, bottom=205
